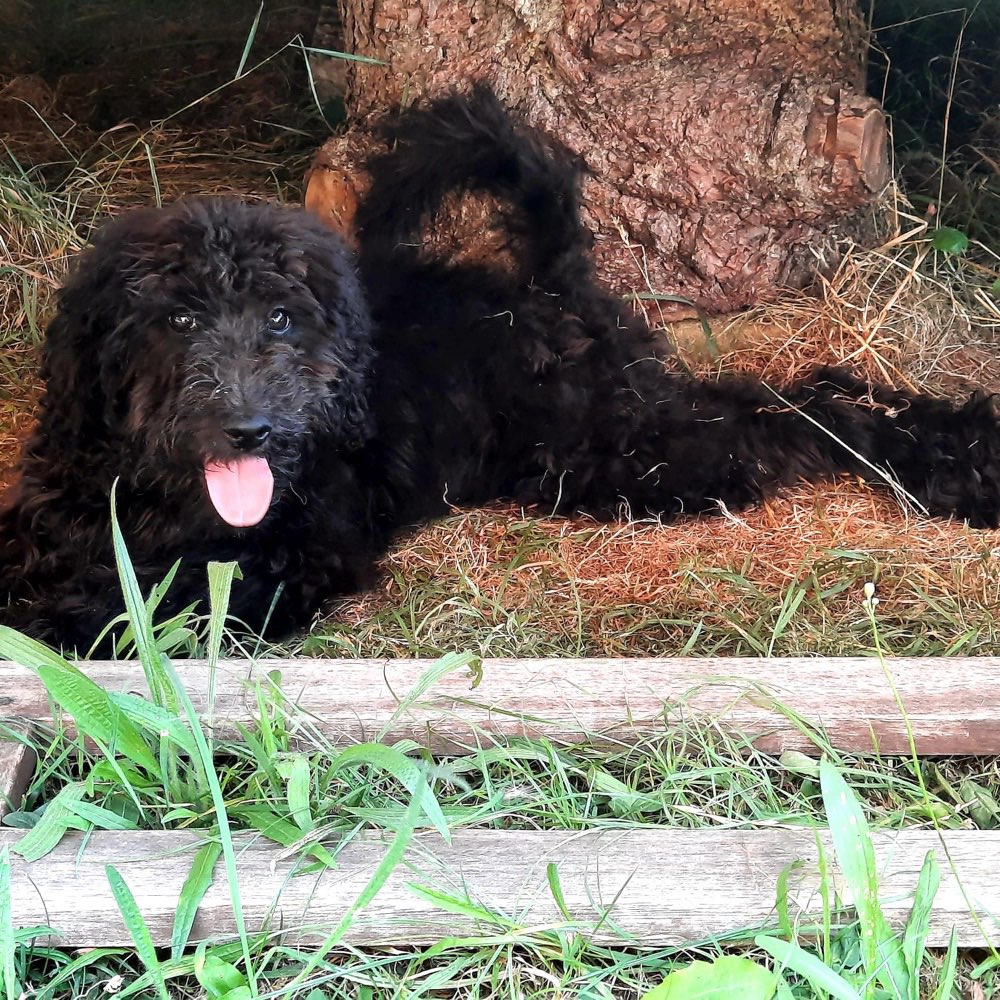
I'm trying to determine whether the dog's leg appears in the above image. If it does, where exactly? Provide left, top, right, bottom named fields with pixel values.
left=519, top=366, right=1000, bottom=528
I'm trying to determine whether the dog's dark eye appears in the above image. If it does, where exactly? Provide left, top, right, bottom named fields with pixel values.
left=266, top=307, right=291, bottom=334
left=169, top=310, right=197, bottom=332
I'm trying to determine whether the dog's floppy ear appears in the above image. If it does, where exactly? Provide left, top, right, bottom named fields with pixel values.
left=298, top=224, right=377, bottom=449
left=36, top=207, right=163, bottom=457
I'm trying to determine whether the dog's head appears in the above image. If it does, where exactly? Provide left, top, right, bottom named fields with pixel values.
left=39, top=197, right=375, bottom=529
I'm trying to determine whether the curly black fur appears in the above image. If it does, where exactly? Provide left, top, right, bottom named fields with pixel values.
left=3, top=86, right=1000, bottom=654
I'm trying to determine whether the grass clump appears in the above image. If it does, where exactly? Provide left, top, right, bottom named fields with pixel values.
left=301, top=496, right=1000, bottom=661
left=0, top=520, right=998, bottom=998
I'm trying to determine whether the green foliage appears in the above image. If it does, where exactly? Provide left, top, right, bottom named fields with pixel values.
left=820, top=758, right=910, bottom=996
left=0, top=847, right=16, bottom=1000
left=641, top=748, right=962, bottom=1000
left=756, top=937, right=862, bottom=1000
left=106, top=865, right=169, bottom=1000
left=754, top=759, right=954, bottom=1000
left=640, top=956, right=777, bottom=999
left=0, top=483, right=985, bottom=998
left=171, top=841, right=223, bottom=962
left=195, top=950, right=252, bottom=1000
left=11, top=783, right=87, bottom=862
left=930, top=227, right=970, bottom=255
left=2, top=590, right=984, bottom=999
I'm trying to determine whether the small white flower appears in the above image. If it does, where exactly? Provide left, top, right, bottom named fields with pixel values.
left=502, top=784, right=534, bottom=802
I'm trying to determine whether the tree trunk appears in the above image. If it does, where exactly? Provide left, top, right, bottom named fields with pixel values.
left=306, top=0, right=889, bottom=314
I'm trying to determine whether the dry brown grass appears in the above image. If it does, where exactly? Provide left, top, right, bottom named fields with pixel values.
left=330, top=480, right=1000, bottom=655
left=661, top=193, right=1000, bottom=397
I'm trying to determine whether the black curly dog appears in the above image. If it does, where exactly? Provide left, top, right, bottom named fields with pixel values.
left=2, top=88, right=999, bottom=654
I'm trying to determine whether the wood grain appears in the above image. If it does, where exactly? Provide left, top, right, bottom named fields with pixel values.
left=2, top=656, right=998, bottom=755
left=4, top=827, right=997, bottom=948
left=0, top=742, right=34, bottom=819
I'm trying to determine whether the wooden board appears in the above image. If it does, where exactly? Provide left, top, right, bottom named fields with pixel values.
left=4, top=828, right=998, bottom=948
left=3, top=656, right=999, bottom=755
left=0, top=743, right=34, bottom=819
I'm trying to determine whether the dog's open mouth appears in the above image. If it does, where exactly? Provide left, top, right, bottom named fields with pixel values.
left=204, top=457, right=274, bottom=527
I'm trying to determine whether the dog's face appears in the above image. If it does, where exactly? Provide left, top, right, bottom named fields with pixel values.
left=40, top=198, right=375, bottom=529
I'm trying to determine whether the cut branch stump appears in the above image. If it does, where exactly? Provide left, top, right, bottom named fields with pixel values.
left=306, top=0, right=890, bottom=312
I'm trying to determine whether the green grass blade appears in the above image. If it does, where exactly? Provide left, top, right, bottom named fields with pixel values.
left=66, top=800, right=139, bottom=831
left=287, top=786, right=424, bottom=989
left=105, top=865, right=169, bottom=1000
left=115, top=940, right=253, bottom=998
left=755, top=935, right=863, bottom=1000
left=377, top=651, right=482, bottom=739
left=766, top=583, right=806, bottom=657
left=206, top=561, right=239, bottom=668
left=546, top=862, right=574, bottom=923
left=774, top=860, right=805, bottom=941
left=0, top=846, right=18, bottom=1000
left=0, top=627, right=75, bottom=670
left=820, top=758, right=910, bottom=998
left=142, top=560, right=183, bottom=619
left=296, top=42, right=387, bottom=65
left=36, top=948, right=130, bottom=1000
left=343, top=801, right=497, bottom=832
left=108, top=692, right=198, bottom=756
left=158, top=658, right=257, bottom=995
left=775, top=979, right=796, bottom=1000
left=205, top=560, right=240, bottom=764
left=286, top=754, right=313, bottom=832
left=109, top=483, right=177, bottom=714
left=332, top=743, right=450, bottom=843
left=932, top=927, right=958, bottom=1000
left=233, top=804, right=336, bottom=868
left=12, top=782, right=87, bottom=862
left=171, top=840, right=223, bottom=962
left=33, top=660, right=158, bottom=773
left=0, top=627, right=160, bottom=776
left=406, top=884, right=512, bottom=926
left=232, top=804, right=310, bottom=846
left=902, top=850, right=940, bottom=992
left=234, top=1, right=264, bottom=79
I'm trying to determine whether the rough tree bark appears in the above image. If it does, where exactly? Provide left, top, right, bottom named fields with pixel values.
left=306, top=0, right=889, bottom=314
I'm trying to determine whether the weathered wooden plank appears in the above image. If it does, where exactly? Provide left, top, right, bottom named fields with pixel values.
left=4, top=828, right=998, bottom=948
left=0, top=743, right=34, bottom=819
left=3, top=656, right=998, bottom=755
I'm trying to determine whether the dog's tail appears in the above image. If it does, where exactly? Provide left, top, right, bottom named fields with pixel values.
left=354, top=84, right=591, bottom=289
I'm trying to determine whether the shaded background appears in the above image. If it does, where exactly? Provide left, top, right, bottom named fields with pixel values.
left=0, top=0, right=995, bottom=246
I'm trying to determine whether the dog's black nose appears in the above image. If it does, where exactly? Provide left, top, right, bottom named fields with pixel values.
left=224, top=417, right=272, bottom=451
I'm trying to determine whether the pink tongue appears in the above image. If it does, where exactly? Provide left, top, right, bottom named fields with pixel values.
left=204, top=457, right=275, bottom=527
